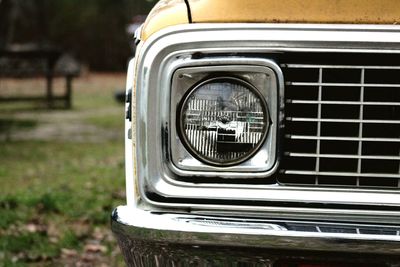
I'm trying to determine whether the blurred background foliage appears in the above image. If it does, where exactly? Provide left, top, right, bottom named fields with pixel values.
left=0, top=0, right=157, bottom=71
left=0, top=1, right=159, bottom=265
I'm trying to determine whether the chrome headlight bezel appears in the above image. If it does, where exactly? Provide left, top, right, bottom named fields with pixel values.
left=170, top=63, right=281, bottom=177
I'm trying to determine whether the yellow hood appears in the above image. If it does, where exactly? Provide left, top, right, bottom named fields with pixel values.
left=142, top=0, right=400, bottom=40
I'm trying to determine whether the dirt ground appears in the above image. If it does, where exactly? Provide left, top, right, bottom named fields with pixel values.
left=0, top=106, right=122, bottom=143
left=0, top=74, right=125, bottom=143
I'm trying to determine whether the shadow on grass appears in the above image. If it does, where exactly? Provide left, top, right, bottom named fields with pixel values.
left=0, top=118, right=38, bottom=134
left=0, top=102, right=72, bottom=114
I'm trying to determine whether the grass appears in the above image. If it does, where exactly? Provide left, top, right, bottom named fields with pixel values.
left=0, top=73, right=127, bottom=266
left=86, top=113, right=125, bottom=130
left=0, top=119, right=38, bottom=132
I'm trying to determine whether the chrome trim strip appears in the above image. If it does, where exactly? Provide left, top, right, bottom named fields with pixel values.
left=284, top=64, right=400, bottom=70
left=287, top=100, right=400, bottom=106
left=287, top=118, right=400, bottom=124
left=133, top=23, right=400, bottom=218
left=288, top=81, right=400, bottom=88
left=286, top=153, right=400, bottom=161
left=112, top=206, right=400, bottom=255
left=284, top=170, right=400, bottom=179
left=287, top=135, right=400, bottom=142
left=125, top=58, right=136, bottom=207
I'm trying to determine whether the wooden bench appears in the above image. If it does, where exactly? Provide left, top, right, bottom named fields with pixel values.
left=0, top=45, right=80, bottom=108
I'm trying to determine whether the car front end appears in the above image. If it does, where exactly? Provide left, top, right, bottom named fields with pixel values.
left=112, top=1, right=400, bottom=266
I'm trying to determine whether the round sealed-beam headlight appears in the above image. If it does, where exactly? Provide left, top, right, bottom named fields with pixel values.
left=179, top=77, right=270, bottom=166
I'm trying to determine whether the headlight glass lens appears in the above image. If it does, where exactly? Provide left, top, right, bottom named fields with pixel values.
left=180, top=77, right=269, bottom=166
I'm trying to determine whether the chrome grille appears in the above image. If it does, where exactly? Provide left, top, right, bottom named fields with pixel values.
left=279, top=63, right=400, bottom=188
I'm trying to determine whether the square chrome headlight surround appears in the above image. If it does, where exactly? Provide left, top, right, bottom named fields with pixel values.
left=170, top=62, right=283, bottom=178
left=134, top=25, right=285, bottom=200
left=131, top=23, right=400, bottom=221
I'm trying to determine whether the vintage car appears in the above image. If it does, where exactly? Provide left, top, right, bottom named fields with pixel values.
left=112, top=0, right=400, bottom=266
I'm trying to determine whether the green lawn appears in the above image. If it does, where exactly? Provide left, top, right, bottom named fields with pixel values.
left=0, top=74, right=127, bottom=266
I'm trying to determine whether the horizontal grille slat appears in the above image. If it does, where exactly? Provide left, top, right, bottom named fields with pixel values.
left=283, top=64, right=400, bottom=70
left=284, top=171, right=400, bottom=179
left=280, top=59, right=400, bottom=189
left=285, top=153, right=400, bottom=160
left=287, top=100, right=400, bottom=106
left=287, top=118, right=400, bottom=124
left=286, top=135, right=400, bottom=142
left=287, top=82, right=400, bottom=88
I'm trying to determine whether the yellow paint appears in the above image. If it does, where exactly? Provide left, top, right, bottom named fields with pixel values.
left=142, top=0, right=400, bottom=40
left=141, top=0, right=189, bottom=40
left=189, top=0, right=400, bottom=24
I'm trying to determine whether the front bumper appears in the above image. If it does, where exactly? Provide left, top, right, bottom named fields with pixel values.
left=112, top=205, right=400, bottom=266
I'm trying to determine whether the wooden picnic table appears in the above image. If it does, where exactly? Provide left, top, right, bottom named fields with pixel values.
left=0, top=44, right=80, bottom=108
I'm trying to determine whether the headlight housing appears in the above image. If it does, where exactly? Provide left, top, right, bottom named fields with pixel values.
left=179, top=77, right=269, bottom=166
left=170, top=63, right=281, bottom=178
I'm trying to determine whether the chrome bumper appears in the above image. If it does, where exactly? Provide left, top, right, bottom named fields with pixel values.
left=112, top=205, right=400, bottom=266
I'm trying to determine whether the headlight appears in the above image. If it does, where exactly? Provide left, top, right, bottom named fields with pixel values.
left=179, top=77, right=269, bottom=166
left=170, top=63, right=281, bottom=178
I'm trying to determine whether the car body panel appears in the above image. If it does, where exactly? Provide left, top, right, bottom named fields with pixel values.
left=115, top=1, right=400, bottom=266
left=188, top=0, right=400, bottom=24
left=141, top=0, right=400, bottom=40
left=141, top=0, right=189, bottom=41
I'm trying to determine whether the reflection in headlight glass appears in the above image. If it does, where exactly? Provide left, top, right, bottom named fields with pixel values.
left=181, top=78, right=268, bottom=165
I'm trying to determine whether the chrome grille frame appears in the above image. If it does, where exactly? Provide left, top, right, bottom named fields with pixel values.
left=132, top=23, right=400, bottom=222
left=281, top=63, right=400, bottom=187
